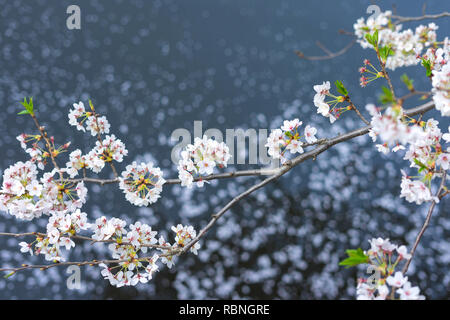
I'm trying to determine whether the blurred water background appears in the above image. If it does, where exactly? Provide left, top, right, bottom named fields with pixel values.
left=0, top=0, right=449, bottom=299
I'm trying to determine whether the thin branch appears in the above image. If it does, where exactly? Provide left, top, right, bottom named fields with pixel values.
left=30, top=113, right=63, bottom=179
left=316, top=41, right=333, bottom=55
left=392, top=12, right=450, bottom=24
left=346, top=97, right=370, bottom=125
left=109, top=161, right=119, bottom=178
left=398, top=90, right=431, bottom=105
left=295, top=38, right=356, bottom=61
left=69, top=177, right=120, bottom=185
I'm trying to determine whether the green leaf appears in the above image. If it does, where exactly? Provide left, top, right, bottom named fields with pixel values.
left=421, top=58, right=432, bottom=77
left=88, top=99, right=95, bottom=111
left=339, top=248, right=369, bottom=268
left=379, top=86, right=394, bottom=104
left=372, top=29, right=379, bottom=46
left=365, top=30, right=379, bottom=48
left=364, top=33, right=373, bottom=46
left=400, top=74, right=414, bottom=91
left=379, top=45, right=393, bottom=63
left=18, top=97, right=34, bottom=116
left=4, top=271, right=15, bottom=279
left=334, top=80, right=348, bottom=96
left=413, top=159, right=428, bottom=172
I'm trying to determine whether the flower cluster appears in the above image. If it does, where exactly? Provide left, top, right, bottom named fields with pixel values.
left=177, top=136, right=231, bottom=188
left=40, top=169, right=88, bottom=214
left=65, top=135, right=128, bottom=177
left=400, top=119, right=448, bottom=204
left=420, top=41, right=449, bottom=73
left=66, top=100, right=127, bottom=176
left=312, top=81, right=354, bottom=123
left=400, top=173, right=434, bottom=205
left=359, top=59, right=385, bottom=87
left=157, top=224, right=201, bottom=269
left=367, top=102, right=448, bottom=204
left=171, top=224, right=201, bottom=255
left=366, top=104, right=424, bottom=154
left=1, top=161, right=45, bottom=220
left=354, top=10, right=439, bottom=70
left=66, top=149, right=88, bottom=178
left=356, top=238, right=425, bottom=300
left=93, top=217, right=160, bottom=287
left=0, top=162, right=86, bottom=220
left=2, top=98, right=209, bottom=289
left=92, top=217, right=200, bottom=287
left=99, top=254, right=159, bottom=287
left=265, top=119, right=317, bottom=163
left=16, top=134, right=71, bottom=171
left=91, top=216, right=127, bottom=241
left=68, top=101, right=110, bottom=136
left=19, top=209, right=89, bottom=262
left=431, top=52, right=450, bottom=117
left=16, top=134, right=44, bottom=170
left=94, top=135, right=128, bottom=163
left=313, top=81, right=337, bottom=123
left=119, top=162, right=165, bottom=206
left=353, top=10, right=392, bottom=49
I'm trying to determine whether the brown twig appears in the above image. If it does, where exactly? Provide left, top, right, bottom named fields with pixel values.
left=295, top=38, right=356, bottom=61
left=374, top=49, right=396, bottom=101
left=392, top=12, right=450, bottom=24
left=346, top=97, right=370, bottom=125
left=30, top=113, right=63, bottom=179
left=398, top=90, right=431, bottom=105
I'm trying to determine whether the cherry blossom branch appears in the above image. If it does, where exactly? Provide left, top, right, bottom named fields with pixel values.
left=66, top=101, right=434, bottom=189
left=0, top=246, right=181, bottom=274
left=180, top=100, right=436, bottom=254
left=0, top=258, right=129, bottom=273
left=295, top=12, right=449, bottom=62
left=0, top=100, right=436, bottom=277
left=392, top=12, right=450, bottom=24
left=92, top=108, right=119, bottom=178
left=402, top=171, right=448, bottom=275
left=66, top=139, right=329, bottom=186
